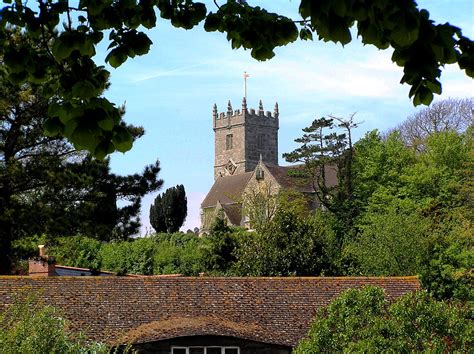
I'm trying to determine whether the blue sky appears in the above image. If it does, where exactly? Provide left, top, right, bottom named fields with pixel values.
left=97, top=1, right=474, bottom=233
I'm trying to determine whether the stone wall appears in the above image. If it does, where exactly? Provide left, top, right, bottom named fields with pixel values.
left=213, top=100, right=279, bottom=180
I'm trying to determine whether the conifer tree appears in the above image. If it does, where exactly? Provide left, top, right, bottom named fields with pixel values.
left=150, top=185, right=187, bottom=233
left=0, top=41, right=163, bottom=273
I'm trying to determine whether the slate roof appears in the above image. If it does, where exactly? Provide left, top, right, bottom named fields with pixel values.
left=201, top=172, right=253, bottom=208
left=201, top=165, right=338, bottom=210
left=221, top=203, right=242, bottom=226
left=265, top=164, right=338, bottom=193
left=0, top=276, right=420, bottom=347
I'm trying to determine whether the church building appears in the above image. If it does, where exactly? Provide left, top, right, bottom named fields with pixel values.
left=200, top=98, right=337, bottom=232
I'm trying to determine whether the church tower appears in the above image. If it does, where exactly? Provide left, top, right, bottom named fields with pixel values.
left=213, top=98, right=279, bottom=180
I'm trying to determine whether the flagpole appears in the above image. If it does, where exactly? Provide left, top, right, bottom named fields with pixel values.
left=244, top=71, right=249, bottom=99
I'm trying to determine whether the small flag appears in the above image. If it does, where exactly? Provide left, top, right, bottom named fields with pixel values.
left=244, top=71, right=250, bottom=78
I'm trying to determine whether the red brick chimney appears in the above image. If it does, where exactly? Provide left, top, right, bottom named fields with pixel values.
left=28, top=245, right=56, bottom=276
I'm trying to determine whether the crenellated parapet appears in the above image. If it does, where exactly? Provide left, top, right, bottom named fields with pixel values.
left=213, top=98, right=279, bottom=130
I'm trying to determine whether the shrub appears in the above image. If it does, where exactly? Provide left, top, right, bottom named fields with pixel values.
left=294, top=286, right=472, bottom=353
left=50, top=236, right=103, bottom=273
left=420, top=217, right=473, bottom=303
left=0, top=290, right=108, bottom=353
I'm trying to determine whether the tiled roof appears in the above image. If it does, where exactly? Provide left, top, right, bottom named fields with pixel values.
left=221, top=203, right=242, bottom=226
left=0, top=276, right=420, bottom=347
left=201, top=172, right=253, bottom=208
left=265, top=164, right=338, bottom=193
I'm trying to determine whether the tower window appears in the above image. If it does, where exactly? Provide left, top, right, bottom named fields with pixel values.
left=258, top=134, right=264, bottom=149
left=226, top=134, right=233, bottom=150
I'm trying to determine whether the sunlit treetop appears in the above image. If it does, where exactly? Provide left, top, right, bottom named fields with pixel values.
left=1, top=0, right=472, bottom=158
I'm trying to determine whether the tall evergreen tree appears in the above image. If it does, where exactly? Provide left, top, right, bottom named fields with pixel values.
left=283, top=115, right=358, bottom=236
left=150, top=184, right=187, bottom=233
left=0, top=38, right=163, bottom=273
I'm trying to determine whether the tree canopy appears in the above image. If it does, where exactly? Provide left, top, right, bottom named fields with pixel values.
left=294, top=286, right=472, bottom=352
left=0, top=59, right=163, bottom=273
left=150, top=184, right=187, bottom=233
left=0, top=0, right=472, bottom=158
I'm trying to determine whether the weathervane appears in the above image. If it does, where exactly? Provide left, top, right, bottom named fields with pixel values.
left=243, top=71, right=250, bottom=99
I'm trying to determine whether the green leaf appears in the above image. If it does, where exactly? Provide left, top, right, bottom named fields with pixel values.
left=63, top=118, right=79, bottom=138
left=426, top=80, right=442, bottom=95
left=8, top=71, right=28, bottom=84
left=71, top=124, right=101, bottom=151
left=299, top=0, right=311, bottom=19
left=48, top=103, right=62, bottom=118
left=330, top=23, right=351, bottom=45
left=43, top=117, right=64, bottom=137
left=112, top=126, right=133, bottom=153
left=414, top=86, right=434, bottom=106
left=300, top=28, right=313, bottom=41
left=78, top=38, right=96, bottom=57
left=130, top=32, right=152, bottom=56
left=105, top=47, right=128, bottom=68
left=51, top=35, right=74, bottom=61
left=97, top=115, right=115, bottom=131
left=392, top=27, right=418, bottom=47
left=71, top=80, right=98, bottom=99
left=94, top=141, right=115, bottom=160
left=251, top=46, right=275, bottom=61
left=204, top=14, right=221, bottom=32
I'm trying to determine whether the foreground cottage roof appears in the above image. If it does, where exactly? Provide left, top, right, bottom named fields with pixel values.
left=0, top=276, right=420, bottom=347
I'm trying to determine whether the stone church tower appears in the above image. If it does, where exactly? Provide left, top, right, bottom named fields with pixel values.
left=213, top=98, right=279, bottom=179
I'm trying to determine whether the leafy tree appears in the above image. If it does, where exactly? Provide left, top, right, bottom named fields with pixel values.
left=150, top=184, right=187, bottom=233
left=283, top=115, right=358, bottom=237
left=49, top=236, right=103, bottom=274
left=348, top=128, right=471, bottom=277
left=50, top=233, right=205, bottom=276
left=242, top=180, right=278, bottom=234
left=0, top=291, right=108, bottom=353
left=209, top=208, right=231, bottom=235
left=283, top=117, right=345, bottom=210
left=0, top=54, right=162, bottom=273
left=151, top=232, right=204, bottom=276
left=295, top=287, right=472, bottom=353
left=200, top=218, right=241, bottom=275
left=234, top=208, right=338, bottom=276
left=352, top=130, right=415, bottom=209
left=344, top=199, right=430, bottom=276
left=0, top=1, right=472, bottom=157
left=390, top=97, right=474, bottom=151
left=420, top=216, right=473, bottom=303
left=99, top=237, right=156, bottom=275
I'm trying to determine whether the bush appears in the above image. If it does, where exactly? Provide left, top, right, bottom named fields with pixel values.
left=294, top=286, right=472, bottom=353
left=234, top=210, right=338, bottom=276
left=152, top=233, right=204, bottom=275
left=0, top=291, right=108, bottom=353
left=200, top=228, right=241, bottom=275
left=99, top=237, right=156, bottom=275
left=420, top=217, right=473, bottom=303
left=50, top=236, right=103, bottom=273
left=344, top=200, right=430, bottom=275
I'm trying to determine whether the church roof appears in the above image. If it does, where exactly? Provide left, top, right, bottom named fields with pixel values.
left=201, top=172, right=253, bottom=208
left=0, top=276, right=420, bottom=347
left=221, top=203, right=242, bottom=226
left=265, top=164, right=338, bottom=193
left=202, top=164, right=338, bottom=210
